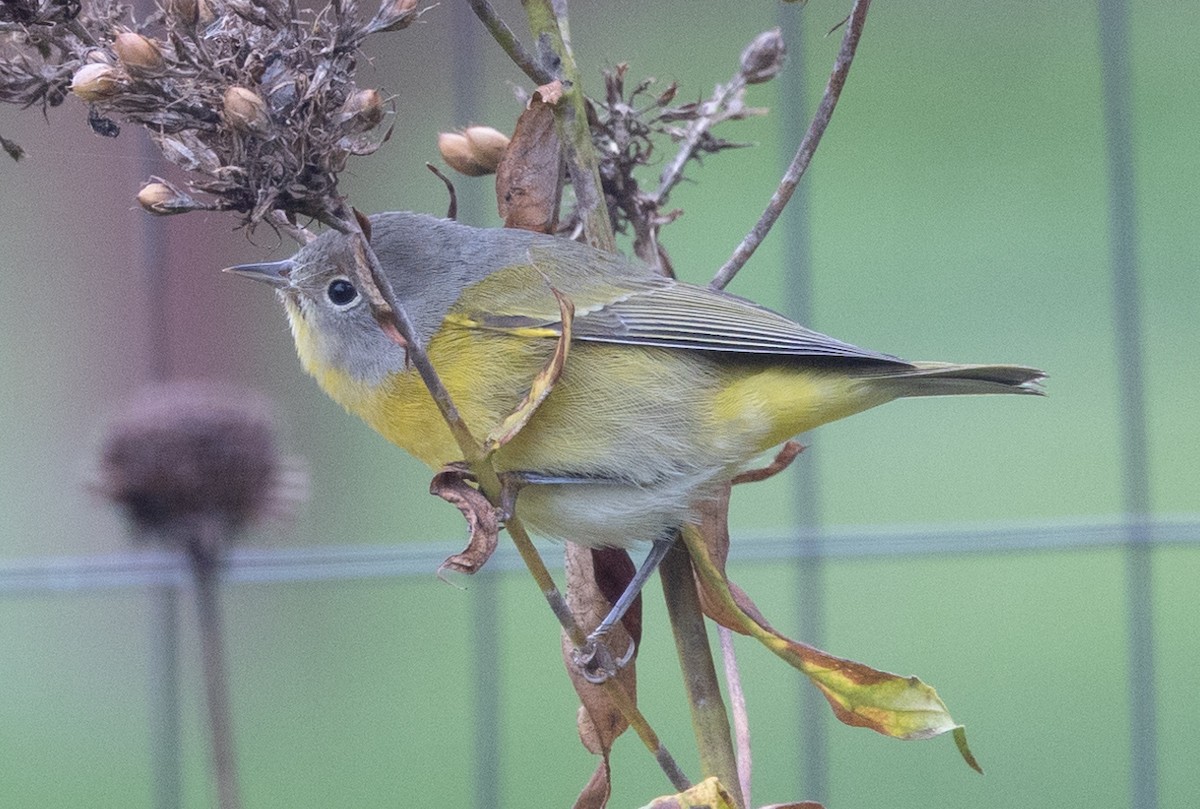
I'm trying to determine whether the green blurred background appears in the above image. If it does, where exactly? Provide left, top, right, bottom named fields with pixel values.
left=1, top=1, right=1196, bottom=807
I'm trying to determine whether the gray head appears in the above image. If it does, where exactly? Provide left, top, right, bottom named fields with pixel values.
left=225, top=212, right=540, bottom=385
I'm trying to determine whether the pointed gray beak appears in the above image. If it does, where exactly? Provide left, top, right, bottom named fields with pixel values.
left=222, top=258, right=295, bottom=288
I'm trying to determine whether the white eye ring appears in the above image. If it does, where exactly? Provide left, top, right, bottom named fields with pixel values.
left=325, top=276, right=361, bottom=309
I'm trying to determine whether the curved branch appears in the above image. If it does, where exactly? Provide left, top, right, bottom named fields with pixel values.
left=710, top=0, right=873, bottom=291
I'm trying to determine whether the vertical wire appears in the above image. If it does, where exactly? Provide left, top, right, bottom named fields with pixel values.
left=778, top=5, right=828, bottom=804
left=449, top=4, right=503, bottom=807
left=1096, top=2, right=1157, bottom=807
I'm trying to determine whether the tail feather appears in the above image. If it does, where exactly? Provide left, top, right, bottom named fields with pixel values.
left=864, top=362, right=1046, bottom=398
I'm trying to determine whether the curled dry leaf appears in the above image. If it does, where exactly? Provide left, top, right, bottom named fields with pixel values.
left=572, top=754, right=612, bottom=809
left=681, top=487, right=983, bottom=772
left=496, top=87, right=564, bottom=233
left=484, top=286, right=574, bottom=452
left=731, top=440, right=804, bottom=485
left=431, top=465, right=499, bottom=577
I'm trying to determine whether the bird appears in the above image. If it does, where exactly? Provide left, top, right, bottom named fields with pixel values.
left=228, top=211, right=1044, bottom=645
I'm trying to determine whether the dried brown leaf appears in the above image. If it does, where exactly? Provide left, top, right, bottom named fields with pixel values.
left=496, top=91, right=563, bottom=233
left=430, top=466, right=499, bottom=577
left=561, top=544, right=637, bottom=756
left=572, top=756, right=612, bottom=809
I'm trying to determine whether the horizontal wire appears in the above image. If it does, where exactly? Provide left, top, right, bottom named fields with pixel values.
left=2, top=515, right=1197, bottom=595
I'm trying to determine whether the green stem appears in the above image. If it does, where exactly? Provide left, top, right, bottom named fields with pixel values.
left=520, top=0, right=615, bottom=251
left=660, top=540, right=743, bottom=808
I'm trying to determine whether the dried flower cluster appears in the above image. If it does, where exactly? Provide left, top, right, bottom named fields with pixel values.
left=584, top=28, right=786, bottom=269
left=0, top=0, right=424, bottom=225
left=97, top=381, right=294, bottom=547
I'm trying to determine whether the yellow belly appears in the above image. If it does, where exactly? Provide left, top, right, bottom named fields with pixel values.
left=296, top=320, right=892, bottom=546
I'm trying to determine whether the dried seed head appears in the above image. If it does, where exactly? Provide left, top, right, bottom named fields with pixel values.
left=137, top=180, right=201, bottom=215
left=97, top=382, right=285, bottom=545
left=113, top=32, right=165, bottom=75
left=740, top=28, right=787, bottom=85
left=223, top=86, right=271, bottom=134
left=463, top=125, right=510, bottom=172
left=338, top=88, right=385, bottom=133
left=70, top=63, right=124, bottom=102
left=368, top=0, right=420, bottom=33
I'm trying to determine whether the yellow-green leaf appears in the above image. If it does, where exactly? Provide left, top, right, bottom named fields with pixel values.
left=638, top=776, right=738, bottom=809
left=682, top=489, right=982, bottom=773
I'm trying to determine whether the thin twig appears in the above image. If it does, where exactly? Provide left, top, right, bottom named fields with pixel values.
left=719, top=626, right=753, bottom=808
left=654, top=76, right=747, bottom=207
left=710, top=0, right=872, bottom=290
left=465, top=0, right=554, bottom=85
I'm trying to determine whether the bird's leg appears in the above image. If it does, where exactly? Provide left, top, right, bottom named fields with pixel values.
left=575, top=533, right=675, bottom=684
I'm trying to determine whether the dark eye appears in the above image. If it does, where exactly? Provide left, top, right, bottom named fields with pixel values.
left=326, top=277, right=359, bottom=307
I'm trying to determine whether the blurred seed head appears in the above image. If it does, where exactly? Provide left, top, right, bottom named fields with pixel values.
left=97, top=382, right=303, bottom=548
left=739, top=28, right=786, bottom=85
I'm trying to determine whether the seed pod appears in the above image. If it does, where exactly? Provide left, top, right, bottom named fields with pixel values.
left=70, top=63, right=123, bottom=102
left=113, top=32, right=165, bottom=75
left=463, top=126, right=510, bottom=173
left=438, top=131, right=489, bottom=177
left=367, top=0, right=419, bottom=33
left=339, top=88, right=385, bottom=133
left=136, top=180, right=200, bottom=215
left=740, top=28, right=787, bottom=85
left=223, top=86, right=271, bottom=134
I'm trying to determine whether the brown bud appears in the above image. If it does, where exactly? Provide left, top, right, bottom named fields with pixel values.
left=339, top=88, right=385, bottom=133
left=113, top=32, right=165, bottom=75
left=463, top=126, right=510, bottom=173
left=223, top=86, right=271, bottom=134
left=136, top=180, right=200, bottom=215
left=740, top=28, right=787, bottom=85
left=164, top=0, right=198, bottom=26
left=438, top=131, right=489, bottom=177
left=367, top=0, right=419, bottom=33
left=70, top=63, right=123, bottom=102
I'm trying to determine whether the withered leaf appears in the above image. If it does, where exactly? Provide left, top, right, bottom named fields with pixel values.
left=731, top=440, right=804, bottom=485
left=430, top=466, right=499, bottom=577
left=572, top=755, right=612, bottom=809
left=496, top=88, right=563, bottom=233
left=484, top=286, right=574, bottom=452
left=642, top=776, right=739, bottom=809
left=560, top=543, right=637, bottom=757
left=682, top=489, right=983, bottom=772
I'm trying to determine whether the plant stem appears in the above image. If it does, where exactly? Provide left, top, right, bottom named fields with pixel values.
left=710, top=0, right=873, bottom=291
left=520, top=0, right=615, bottom=251
left=465, top=0, right=553, bottom=85
left=189, top=528, right=242, bottom=809
left=719, top=626, right=753, bottom=808
left=661, top=540, right=742, bottom=808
